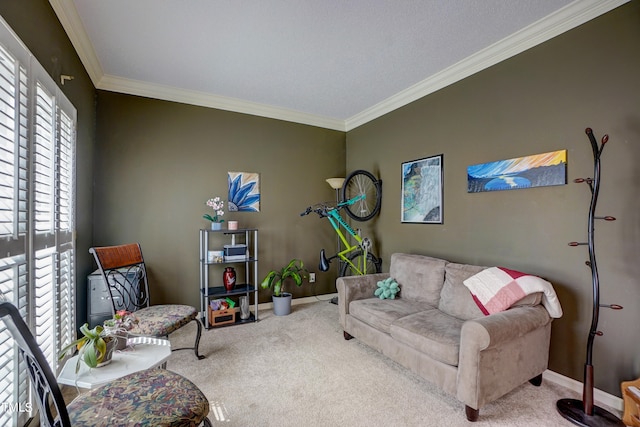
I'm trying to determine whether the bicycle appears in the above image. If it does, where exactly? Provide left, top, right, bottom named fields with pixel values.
left=340, top=169, right=382, bottom=223
left=300, top=170, right=383, bottom=277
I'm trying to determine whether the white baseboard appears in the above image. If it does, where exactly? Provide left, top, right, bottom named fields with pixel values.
left=255, top=296, right=624, bottom=412
left=543, top=369, right=623, bottom=412
left=257, top=293, right=338, bottom=310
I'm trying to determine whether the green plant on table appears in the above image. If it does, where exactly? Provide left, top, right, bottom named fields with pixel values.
left=59, top=323, right=113, bottom=373
left=260, top=258, right=308, bottom=297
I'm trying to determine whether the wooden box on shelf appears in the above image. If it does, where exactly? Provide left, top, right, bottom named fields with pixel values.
left=207, top=306, right=237, bottom=327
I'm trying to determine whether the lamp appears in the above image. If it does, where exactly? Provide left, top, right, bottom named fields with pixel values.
left=326, top=178, right=345, bottom=305
left=326, top=178, right=345, bottom=206
left=325, top=177, right=345, bottom=190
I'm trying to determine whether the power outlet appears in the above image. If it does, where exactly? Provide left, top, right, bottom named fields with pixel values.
left=309, top=272, right=316, bottom=283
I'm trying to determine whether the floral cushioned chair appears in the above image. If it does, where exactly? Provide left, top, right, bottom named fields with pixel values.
left=0, top=301, right=211, bottom=427
left=89, top=243, right=204, bottom=360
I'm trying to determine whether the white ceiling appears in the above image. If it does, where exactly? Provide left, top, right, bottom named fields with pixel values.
left=50, top=0, right=627, bottom=131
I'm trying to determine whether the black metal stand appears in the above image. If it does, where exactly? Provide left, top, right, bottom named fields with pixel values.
left=556, top=128, right=623, bottom=427
left=557, top=399, right=624, bottom=427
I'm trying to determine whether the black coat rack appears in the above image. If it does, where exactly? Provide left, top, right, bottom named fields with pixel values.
left=556, top=128, right=624, bottom=426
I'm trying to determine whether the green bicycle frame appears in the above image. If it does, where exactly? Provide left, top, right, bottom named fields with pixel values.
left=326, top=194, right=369, bottom=275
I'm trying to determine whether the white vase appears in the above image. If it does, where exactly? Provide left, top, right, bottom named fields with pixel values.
left=211, top=222, right=222, bottom=230
left=239, top=296, right=250, bottom=320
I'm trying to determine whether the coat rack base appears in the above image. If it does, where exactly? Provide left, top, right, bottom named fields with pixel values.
left=557, top=398, right=624, bottom=427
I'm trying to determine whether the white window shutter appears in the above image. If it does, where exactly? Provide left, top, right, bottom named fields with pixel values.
left=0, top=15, right=77, bottom=426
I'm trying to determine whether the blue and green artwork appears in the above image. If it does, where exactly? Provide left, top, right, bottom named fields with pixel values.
left=228, top=172, right=260, bottom=212
left=402, top=154, right=443, bottom=224
left=467, top=150, right=567, bottom=193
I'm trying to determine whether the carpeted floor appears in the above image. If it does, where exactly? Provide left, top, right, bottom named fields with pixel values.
left=166, top=301, right=620, bottom=426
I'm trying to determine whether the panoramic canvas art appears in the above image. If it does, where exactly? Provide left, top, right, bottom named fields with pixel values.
left=401, top=155, right=443, bottom=224
left=467, top=150, right=567, bottom=193
left=228, top=171, right=260, bottom=212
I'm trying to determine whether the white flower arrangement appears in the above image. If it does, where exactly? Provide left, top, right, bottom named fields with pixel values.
left=203, top=197, right=225, bottom=223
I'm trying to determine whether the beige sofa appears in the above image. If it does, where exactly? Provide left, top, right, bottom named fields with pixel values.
left=337, top=253, right=555, bottom=421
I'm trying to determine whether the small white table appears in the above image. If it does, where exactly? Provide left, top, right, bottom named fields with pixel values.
left=57, top=336, right=171, bottom=389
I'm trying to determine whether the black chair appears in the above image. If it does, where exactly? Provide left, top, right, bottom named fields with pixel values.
left=89, top=243, right=204, bottom=359
left=0, top=301, right=211, bottom=427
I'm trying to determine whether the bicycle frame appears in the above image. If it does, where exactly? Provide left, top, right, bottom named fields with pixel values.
left=324, top=195, right=371, bottom=275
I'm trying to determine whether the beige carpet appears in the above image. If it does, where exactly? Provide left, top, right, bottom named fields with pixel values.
left=166, top=301, right=619, bottom=426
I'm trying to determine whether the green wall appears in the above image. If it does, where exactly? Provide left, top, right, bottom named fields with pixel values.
left=346, top=3, right=640, bottom=397
left=94, top=92, right=345, bottom=307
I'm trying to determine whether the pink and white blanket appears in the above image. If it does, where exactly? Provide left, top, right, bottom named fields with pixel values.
left=463, top=267, right=563, bottom=318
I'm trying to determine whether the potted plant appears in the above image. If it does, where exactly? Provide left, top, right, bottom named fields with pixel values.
left=261, top=258, right=308, bottom=316
left=59, top=323, right=116, bottom=373
left=103, top=310, right=138, bottom=350
left=203, top=196, right=225, bottom=230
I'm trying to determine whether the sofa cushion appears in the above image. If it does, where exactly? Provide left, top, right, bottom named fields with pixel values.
left=389, top=253, right=447, bottom=306
left=438, top=263, right=485, bottom=320
left=349, top=298, right=425, bottom=334
left=390, top=309, right=464, bottom=366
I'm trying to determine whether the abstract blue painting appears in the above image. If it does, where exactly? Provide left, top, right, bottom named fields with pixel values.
left=467, top=150, right=567, bottom=193
left=228, top=172, right=260, bottom=212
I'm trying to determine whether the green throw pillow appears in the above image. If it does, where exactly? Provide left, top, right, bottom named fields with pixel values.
left=375, top=277, right=399, bottom=299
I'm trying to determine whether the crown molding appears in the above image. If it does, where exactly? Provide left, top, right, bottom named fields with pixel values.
left=51, top=0, right=628, bottom=132
left=98, top=74, right=346, bottom=131
left=49, top=0, right=345, bottom=131
left=344, top=0, right=630, bottom=131
left=48, top=0, right=103, bottom=85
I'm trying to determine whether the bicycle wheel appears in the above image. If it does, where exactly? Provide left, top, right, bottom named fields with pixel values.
left=341, top=170, right=382, bottom=221
left=339, top=251, right=382, bottom=277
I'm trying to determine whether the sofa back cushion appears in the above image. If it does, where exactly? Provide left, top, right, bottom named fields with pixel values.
left=389, top=253, right=447, bottom=306
left=438, top=263, right=486, bottom=320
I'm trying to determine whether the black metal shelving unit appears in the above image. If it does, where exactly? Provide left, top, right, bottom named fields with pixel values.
left=199, top=228, right=259, bottom=329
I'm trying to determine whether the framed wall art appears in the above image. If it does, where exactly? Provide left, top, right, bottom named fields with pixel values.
left=401, top=154, right=443, bottom=224
left=228, top=171, right=260, bottom=212
left=467, top=150, right=567, bottom=193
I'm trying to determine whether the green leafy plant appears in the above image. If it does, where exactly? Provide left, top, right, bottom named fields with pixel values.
left=260, top=258, right=308, bottom=297
left=59, top=323, right=113, bottom=373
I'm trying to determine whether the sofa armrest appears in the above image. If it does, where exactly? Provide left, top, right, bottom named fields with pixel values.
left=461, top=305, right=552, bottom=350
left=336, top=273, right=389, bottom=329
left=457, top=305, right=552, bottom=410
